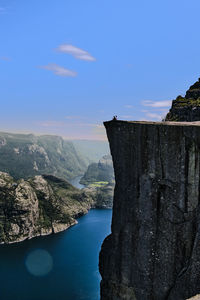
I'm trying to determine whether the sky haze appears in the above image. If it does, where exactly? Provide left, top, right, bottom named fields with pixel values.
left=1, top=0, right=200, bottom=139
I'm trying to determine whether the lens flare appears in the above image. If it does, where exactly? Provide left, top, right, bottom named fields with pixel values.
left=25, top=249, right=53, bottom=276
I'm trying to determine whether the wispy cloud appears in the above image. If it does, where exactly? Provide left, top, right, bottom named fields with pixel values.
left=142, top=100, right=172, bottom=108
left=35, top=121, right=106, bottom=140
left=39, top=121, right=65, bottom=127
left=65, top=115, right=84, bottom=120
left=39, top=120, right=98, bottom=128
left=0, top=7, right=5, bottom=14
left=0, top=6, right=10, bottom=14
left=124, top=105, right=133, bottom=109
left=93, top=124, right=106, bottom=140
left=39, top=63, right=77, bottom=77
left=145, top=112, right=164, bottom=121
left=121, top=115, right=134, bottom=119
left=0, top=56, right=11, bottom=61
left=56, top=44, right=96, bottom=61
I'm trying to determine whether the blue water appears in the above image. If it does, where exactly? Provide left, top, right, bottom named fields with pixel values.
left=0, top=209, right=112, bottom=300
left=69, top=176, right=85, bottom=189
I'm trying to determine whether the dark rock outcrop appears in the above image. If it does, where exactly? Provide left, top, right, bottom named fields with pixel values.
left=100, top=120, right=200, bottom=300
left=165, top=78, right=200, bottom=121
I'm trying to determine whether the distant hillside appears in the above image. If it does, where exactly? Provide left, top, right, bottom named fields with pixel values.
left=0, top=132, right=89, bottom=180
left=0, top=171, right=113, bottom=244
left=80, top=154, right=114, bottom=185
left=72, top=140, right=110, bottom=163
left=80, top=155, right=114, bottom=209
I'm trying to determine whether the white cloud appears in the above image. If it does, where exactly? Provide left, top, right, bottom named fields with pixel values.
left=39, top=64, right=77, bottom=77
left=56, top=44, right=96, bottom=61
left=142, top=100, right=172, bottom=108
left=145, top=112, right=164, bottom=121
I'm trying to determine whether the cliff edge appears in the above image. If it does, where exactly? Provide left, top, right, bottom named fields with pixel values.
left=99, top=120, right=200, bottom=300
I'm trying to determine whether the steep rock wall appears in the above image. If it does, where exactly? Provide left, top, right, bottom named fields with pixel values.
left=99, top=120, right=200, bottom=300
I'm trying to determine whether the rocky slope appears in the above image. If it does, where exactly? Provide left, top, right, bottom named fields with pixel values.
left=0, top=172, right=104, bottom=244
left=84, top=183, right=114, bottom=209
left=100, top=120, right=200, bottom=300
left=165, top=78, right=200, bottom=121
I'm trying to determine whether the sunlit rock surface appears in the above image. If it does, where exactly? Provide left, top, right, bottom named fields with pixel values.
left=187, top=295, right=200, bottom=300
left=100, top=120, right=200, bottom=300
left=0, top=173, right=97, bottom=244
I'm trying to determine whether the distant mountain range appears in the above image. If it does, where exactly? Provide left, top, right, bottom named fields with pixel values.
left=0, top=132, right=109, bottom=181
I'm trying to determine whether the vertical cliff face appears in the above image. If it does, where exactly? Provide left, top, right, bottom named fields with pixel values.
left=99, top=120, right=200, bottom=300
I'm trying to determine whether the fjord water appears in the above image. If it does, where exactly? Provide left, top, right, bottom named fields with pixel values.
left=69, top=175, right=85, bottom=189
left=0, top=209, right=112, bottom=300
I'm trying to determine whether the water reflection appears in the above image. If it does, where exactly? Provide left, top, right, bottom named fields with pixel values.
left=25, top=249, right=53, bottom=276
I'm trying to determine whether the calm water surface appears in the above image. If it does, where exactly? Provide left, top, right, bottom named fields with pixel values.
left=0, top=209, right=112, bottom=300
left=69, top=176, right=85, bottom=189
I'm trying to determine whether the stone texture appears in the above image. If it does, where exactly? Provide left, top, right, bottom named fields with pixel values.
left=187, top=296, right=200, bottom=300
left=99, top=120, right=200, bottom=300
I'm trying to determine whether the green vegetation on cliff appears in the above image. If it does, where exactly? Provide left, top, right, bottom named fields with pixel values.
left=80, top=155, right=114, bottom=209
left=0, top=172, right=97, bottom=244
left=165, top=78, right=200, bottom=121
left=0, top=171, right=113, bottom=244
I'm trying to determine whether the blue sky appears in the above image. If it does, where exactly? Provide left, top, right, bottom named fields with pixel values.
left=1, top=0, right=200, bottom=139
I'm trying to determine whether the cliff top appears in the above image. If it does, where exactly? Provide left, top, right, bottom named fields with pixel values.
left=104, top=120, right=200, bottom=127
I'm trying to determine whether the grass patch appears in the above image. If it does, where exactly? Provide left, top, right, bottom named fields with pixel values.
left=88, top=181, right=109, bottom=188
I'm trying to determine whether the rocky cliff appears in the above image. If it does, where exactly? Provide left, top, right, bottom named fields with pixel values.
left=100, top=120, right=200, bottom=300
left=0, top=172, right=109, bottom=244
left=165, top=78, right=200, bottom=121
